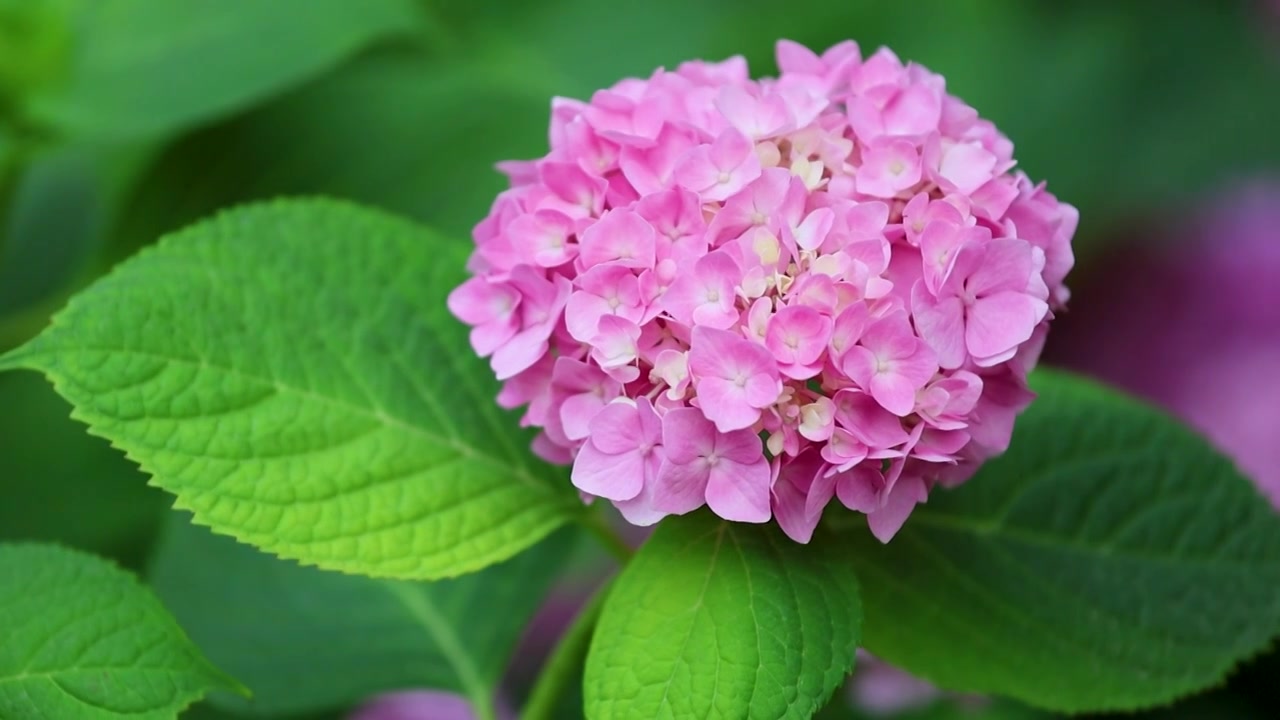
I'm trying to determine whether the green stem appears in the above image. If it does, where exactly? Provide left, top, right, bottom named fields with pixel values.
left=582, top=510, right=634, bottom=563
left=520, top=580, right=612, bottom=720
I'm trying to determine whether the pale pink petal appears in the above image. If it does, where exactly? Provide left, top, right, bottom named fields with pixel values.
left=615, top=475, right=669, bottom=526
left=653, top=460, right=711, bottom=515
left=715, top=426, right=766, bottom=465
left=869, top=372, right=918, bottom=417
left=559, top=392, right=608, bottom=441
left=696, top=377, right=763, bottom=432
left=836, top=465, right=883, bottom=513
left=661, top=407, right=716, bottom=463
left=588, top=401, right=644, bottom=454
left=966, top=291, right=1048, bottom=362
left=867, top=474, right=929, bottom=542
left=578, top=209, right=657, bottom=269
left=706, top=458, right=772, bottom=522
left=911, top=284, right=967, bottom=369
left=965, top=237, right=1036, bottom=297
left=572, top=443, right=644, bottom=501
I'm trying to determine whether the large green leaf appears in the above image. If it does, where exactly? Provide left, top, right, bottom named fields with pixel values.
left=1, top=199, right=581, bottom=579
left=149, top=513, right=574, bottom=717
left=843, top=369, right=1280, bottom=712
left=585, top=512, right=861, bottom=719
left=24, top=0, right=422, bottom=140
left=0, top=543, right=242, bottom=719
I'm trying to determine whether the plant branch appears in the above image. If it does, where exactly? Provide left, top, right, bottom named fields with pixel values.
left=581, top=509, right=634, bottom=563
left=520, top=579, right=612, bottom=720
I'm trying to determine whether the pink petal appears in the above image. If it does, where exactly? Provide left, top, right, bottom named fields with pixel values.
left=883, top=84, right=942, bottom=137
left=448, top=277, right=518, bottom=326
left=893, top=343, right=940, bottom=388
left=870, top=372, right=919, bottom=417
left=689, top=325, right=777, bottom=381
left=715, top=426, right=766, bottom=465
left=833, top=389, right=911, bottom=448
left=965, top=237, right=1036, bottom=297
left=706, top=458, right=772, bottom=522
left=766, top=304, right=832, bottom=366
left=540, top=161, right=606, bottom=215
left=662, top=252, right=740, bottom=329
left=841, top=346, right=878, bottom=389
left=911, top=284, right=967, bottom=369
left=469, top=317, right=518, bottom=358
left=564, top=291, right=614, bottom=344
left=620, top=126, right=698, bottom=195
left=856, top=139, right=922, bottom=198
left=661, top=407, right=716, bottom=464
left=572, top=443, right=644, bottom=501
left=829, top=303, right=870, bottom=359
left=836, top=466, right=883, bottom=513
left=653, top=459, right=711, bottom=515
left=966, top=291, right=1047, bottom=363
left=588, top=401, right=645, bottom=454
left=578, top=209, right=657, bottom=269
left=507, top=210, right=577, bottom=268
left=491, top=328, right=549, bottom=381
left=775, top=39, right=824, bottom=75
left=695, top=377, right=763, bottom=432
left=614, top=470, right=668, bottom=526
left=937, top=141, right=997, bottom=195
left=867, top=474, right=928, bottom=542
left=560, top=391, right=608, bottom=441
left=793, top=208, right=835, bottom=252
left=773, top=466, right=818, bottom=543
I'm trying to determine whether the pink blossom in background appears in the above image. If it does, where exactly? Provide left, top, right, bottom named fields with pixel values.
left=449, top=39, right=1077, bottom=542
left=849, top=651, right=942, bottom=717
left=1049, top=182, right=1280, bottom=507
left=347, top=690, right=512, bottom=720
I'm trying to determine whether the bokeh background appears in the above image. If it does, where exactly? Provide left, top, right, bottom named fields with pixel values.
left=2, top=1, right=1278, bottom=718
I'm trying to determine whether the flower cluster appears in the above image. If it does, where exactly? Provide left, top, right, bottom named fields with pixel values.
left=449, top=40, right=1076, bottom=542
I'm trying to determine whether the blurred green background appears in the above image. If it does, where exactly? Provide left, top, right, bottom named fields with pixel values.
left=2, top=1, right=1278, bottom=718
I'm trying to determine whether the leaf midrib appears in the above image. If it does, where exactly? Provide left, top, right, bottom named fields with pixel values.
left=380, top=582, right=491, bottom=716
left=652, top=523, right=728, bottom=716
left=15, top=343, right=550, bottom=492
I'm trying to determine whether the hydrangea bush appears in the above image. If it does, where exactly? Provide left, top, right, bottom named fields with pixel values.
left=1, top=38, right=1279, bottom=720
left=449, top=41, right=1076, bottom=543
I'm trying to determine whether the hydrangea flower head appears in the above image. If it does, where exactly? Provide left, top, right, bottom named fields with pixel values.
left=449, top=40, right=1076, bottom=543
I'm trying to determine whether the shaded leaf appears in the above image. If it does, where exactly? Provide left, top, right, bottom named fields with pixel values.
left=25, top=0, right=422, bottom=140
left=150, top=514, right=574, bottom=717
left=0, top=543, right=241, bottom=719
left=844, top=370, right=1280, bottom=712
left=3, top=199, right=581, bottom=579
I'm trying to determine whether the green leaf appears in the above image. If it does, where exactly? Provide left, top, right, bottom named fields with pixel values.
left=112, top=47, right=552, bottom=250
left=25, top=0, right=422, bottom=140
left=0, top=543, right=242, bottom=719
left=0, top=0, right=71, bottom=101
left=149, top=513, right=575, bottom=717
left=3, top=198, right=581, bottom=579
left=585, top=512, right=861, bottom=719
left=843, top=369, right=1280, bottom=712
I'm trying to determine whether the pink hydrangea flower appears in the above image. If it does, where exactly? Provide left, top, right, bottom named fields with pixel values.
left=449, top=40, right=1076, bottom=542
